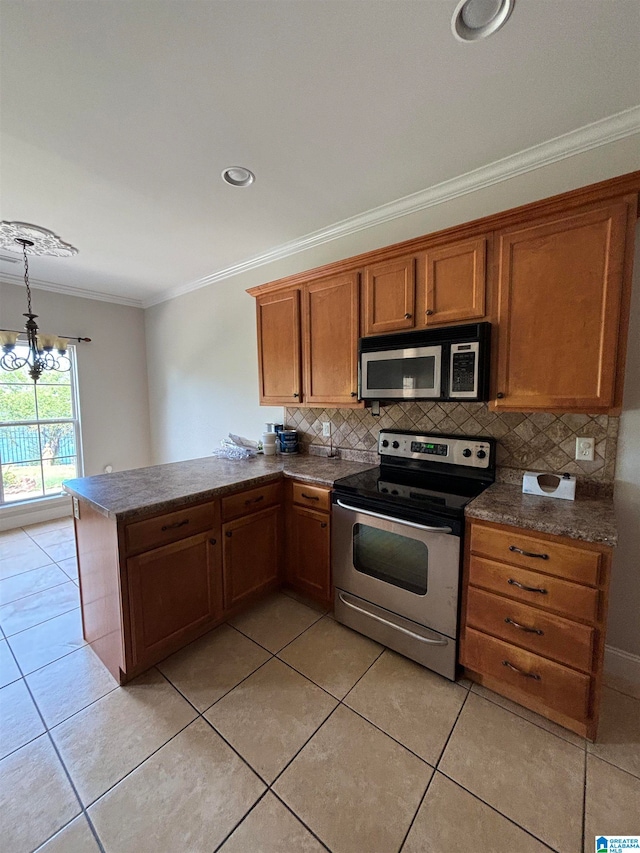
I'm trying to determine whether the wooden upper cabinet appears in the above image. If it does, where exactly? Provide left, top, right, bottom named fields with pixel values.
left=420, top=236, right=487, bottom=326
left=303, top=271, right=360, bottom=405
left=256, top=288, right=301, bottom=405
left=363, top=256, right=416, bottom=335
left=494, top=201, right=631, bottom=412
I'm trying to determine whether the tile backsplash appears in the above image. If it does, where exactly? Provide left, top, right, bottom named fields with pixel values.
left=285, top=403, right=618, bottom=495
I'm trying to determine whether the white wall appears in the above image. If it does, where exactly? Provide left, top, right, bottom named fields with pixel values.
left=0, top=282, right=152, bottom=482
left=609, top=229, right=640, bottom=658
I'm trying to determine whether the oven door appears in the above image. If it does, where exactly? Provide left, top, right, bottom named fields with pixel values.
left=332, top=499, right=460, bottom=639
left=360, top=344, right=442, bottom=400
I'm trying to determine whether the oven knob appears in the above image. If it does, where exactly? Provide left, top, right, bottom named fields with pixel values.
left=381, top=487, right=388, bottom=493
left=392, top=441, right=400, bottom=449
left=391, top=489, right=399, bottom=495
left=477, top=449, right=487, bottom=459
left=462, top=448, right=472, bottom=458
left=381, top=439, right=389, bottom=448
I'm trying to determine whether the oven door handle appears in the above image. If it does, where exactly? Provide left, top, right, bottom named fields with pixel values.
left=335, top=500, right=452, bottom=534
left=337, top=592, right=449, bottom=646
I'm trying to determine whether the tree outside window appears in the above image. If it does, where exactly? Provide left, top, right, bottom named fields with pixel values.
left=0, top=345, right=82, bottom=504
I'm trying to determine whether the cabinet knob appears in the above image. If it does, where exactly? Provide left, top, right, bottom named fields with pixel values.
left=293, top=392, right=299, bottom=398
left=225, top=531, right=233, bottom=538
left=404, top=313, right=412, bottom=319
left=320, top=522, right=327, bottom=528
left=425, top=309, right=434, bottom=316
left=350, top=391, right=357, bottom=397
left=496, top=392, right=505, bottom=399
left=209, top=538, right=217, bottom=545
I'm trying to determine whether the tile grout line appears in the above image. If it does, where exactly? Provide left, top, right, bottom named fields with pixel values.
left=1, top=601, right=81, bottom=641
left=417, top=688, right=564, bottom=853
left=396, top=767, right=436, bottom=853
left=1, top=635, right=107, bottom=853
left=435, top=767, right=562, bottom=852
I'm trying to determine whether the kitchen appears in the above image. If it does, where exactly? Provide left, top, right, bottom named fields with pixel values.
left=1, top=2, right=639, bottom=852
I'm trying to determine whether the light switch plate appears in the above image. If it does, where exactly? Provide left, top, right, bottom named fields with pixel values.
left=72, top=497, right=81, bottom=520
left=575, top=436, right=595, bottom=461
left=322, top=422, right=332, bottom=437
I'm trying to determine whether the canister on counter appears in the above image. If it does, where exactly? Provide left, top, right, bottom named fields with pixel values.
left=279, top=429, right=298, bottom=454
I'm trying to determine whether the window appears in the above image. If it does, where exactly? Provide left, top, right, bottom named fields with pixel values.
left=0, top=344, right=82, bottom=505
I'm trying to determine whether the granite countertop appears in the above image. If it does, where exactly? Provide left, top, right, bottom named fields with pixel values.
left=63, top=455, right=375, bottom=522
left=465, top=483, right=617, bottom=547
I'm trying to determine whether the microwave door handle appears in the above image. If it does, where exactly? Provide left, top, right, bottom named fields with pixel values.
left=335, top=500, right=452, bottom=534
left=337, top=592, right=449, bottom=646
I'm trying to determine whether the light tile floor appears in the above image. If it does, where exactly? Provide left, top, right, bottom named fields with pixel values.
left=0, top=519, right=639, bottom=853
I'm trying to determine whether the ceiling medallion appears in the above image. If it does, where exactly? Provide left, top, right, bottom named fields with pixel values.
left=0, top=221, right=79, bottom=257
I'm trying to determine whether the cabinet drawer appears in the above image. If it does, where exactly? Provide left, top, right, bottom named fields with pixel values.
left=125, top=501, right=218, bottom=555
left=466, top=586, right=595, bottom=673
left=470, top=524, right=600, bottom=586
left=222, top=481, right=282, bottom=521
left=463, top=627, right=591, bottom=722
left=291, top=482, right=331, bottom=512
left=469, top=555, right=599, bottom=623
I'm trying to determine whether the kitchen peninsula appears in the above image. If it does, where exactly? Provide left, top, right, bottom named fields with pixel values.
left=63, top=454, right=374, bottom=685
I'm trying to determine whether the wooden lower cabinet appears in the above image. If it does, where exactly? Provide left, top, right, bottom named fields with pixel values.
left=285, top=480, right=332, bottom=606
left=127, top=531, right=222, bottom=668
left=460, top=518, right=612, bottom=740
left=222, top=504, right=281, bottom=609
left=75, top=484, right=286, bottom=684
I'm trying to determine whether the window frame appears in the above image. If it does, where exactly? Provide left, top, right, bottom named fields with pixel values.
left=0, top=344, right=84, bottom=506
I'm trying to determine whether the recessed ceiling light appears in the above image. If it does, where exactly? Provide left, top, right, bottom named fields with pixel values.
left=452, top=0, right=515, bottom=42
left=221, top=167, right=255, bottom=187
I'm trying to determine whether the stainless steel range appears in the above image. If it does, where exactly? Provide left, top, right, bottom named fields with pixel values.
left=332, top=429, right=495, bottom=680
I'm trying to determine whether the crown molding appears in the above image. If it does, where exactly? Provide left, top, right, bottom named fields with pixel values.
left=0, top=271, right=144, bottom=308
left=146, top=104, right=640, bottom=308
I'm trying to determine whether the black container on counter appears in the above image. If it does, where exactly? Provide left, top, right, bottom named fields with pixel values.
left=279, top=429, right=298, bottom=454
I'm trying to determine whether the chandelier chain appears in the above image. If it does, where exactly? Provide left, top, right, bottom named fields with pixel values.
left=22, top=240, right=33, bottom=315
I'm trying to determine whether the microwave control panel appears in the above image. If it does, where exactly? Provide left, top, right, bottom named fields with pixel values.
left=449, top=342, right=479, bottom=398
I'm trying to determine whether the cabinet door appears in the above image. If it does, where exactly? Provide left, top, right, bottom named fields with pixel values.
left=421, top=237, right=487, bottom=325
left=127, top=532, right=221, bottom=668
left=222, top=505, right=281, bottom=609
left=363, top=257, right=416, bottom=335
left=303, top=272, right=360, bottom=405
left=287, top=505, right=331, bottom=605
left=494, top=202, right=629, bottom=411
left=256, top=288, right=302, bottom=405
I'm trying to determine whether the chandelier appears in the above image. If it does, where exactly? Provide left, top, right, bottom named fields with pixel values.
left=0, top=222, right=90, bottom=382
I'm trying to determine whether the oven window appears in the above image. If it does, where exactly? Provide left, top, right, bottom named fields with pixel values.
left=352, top=524, right=428, bottom=595
left=367, top=356, right=435, bottom=392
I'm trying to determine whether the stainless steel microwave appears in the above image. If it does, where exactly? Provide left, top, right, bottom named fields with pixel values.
left=359, top=322, right=491, bottom=402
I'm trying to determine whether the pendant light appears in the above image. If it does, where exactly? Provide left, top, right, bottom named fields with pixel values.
left=0, top=222, right=90, bottom=382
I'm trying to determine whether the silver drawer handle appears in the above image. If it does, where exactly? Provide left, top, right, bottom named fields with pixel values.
left=502, top=660, right=541, bottom=680
left=509, top=545, right=549, bottom=560
left=508, top=578, right=547, bottom=595
left=337, top=592, right=448, bottom=646
left=504, top=617, right=544, bottom=636
left=335, top=500, right=452, bottom=534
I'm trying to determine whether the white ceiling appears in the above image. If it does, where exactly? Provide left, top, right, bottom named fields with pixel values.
left=1, top=0, right=639, bottom=307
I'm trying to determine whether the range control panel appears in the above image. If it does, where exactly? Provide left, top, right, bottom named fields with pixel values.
left=378, top=430, right=492, bottom=470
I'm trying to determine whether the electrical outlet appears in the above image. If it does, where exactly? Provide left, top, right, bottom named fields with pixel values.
left=322, top=422, right=332, bottom=437
left=575, top=436, right=595, bottom=462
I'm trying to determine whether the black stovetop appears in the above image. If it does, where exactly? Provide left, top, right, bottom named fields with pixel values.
left=332, top=464, right=490, bottom=524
